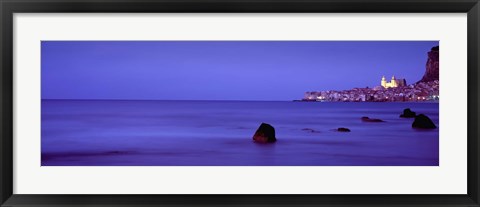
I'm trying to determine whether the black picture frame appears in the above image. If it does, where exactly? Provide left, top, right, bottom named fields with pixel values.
left=1, top=0, right=479, bottom=206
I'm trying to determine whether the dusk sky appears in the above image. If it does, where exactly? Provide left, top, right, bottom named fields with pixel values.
left=41, top=41, right=438, bottom=101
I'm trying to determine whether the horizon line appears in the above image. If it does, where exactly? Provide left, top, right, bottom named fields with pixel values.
left=41, top=98, right=296, bottom=102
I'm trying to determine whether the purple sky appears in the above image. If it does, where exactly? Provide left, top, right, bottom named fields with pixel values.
left=41, top=41, right=438, bottom=101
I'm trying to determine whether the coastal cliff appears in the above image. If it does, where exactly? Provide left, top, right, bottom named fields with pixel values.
left=418, top=46, right=439, bottom=83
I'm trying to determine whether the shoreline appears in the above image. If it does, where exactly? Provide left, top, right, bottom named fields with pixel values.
left=41, top=99, right=440, bottom=103
left=293, top=99, right=439, bottom=103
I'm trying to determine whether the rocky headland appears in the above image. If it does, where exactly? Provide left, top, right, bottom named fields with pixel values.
left=418, top=46, right=439, bottom=83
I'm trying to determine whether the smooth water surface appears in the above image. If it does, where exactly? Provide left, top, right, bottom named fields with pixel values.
left=41, top=100, right=439, bottom=166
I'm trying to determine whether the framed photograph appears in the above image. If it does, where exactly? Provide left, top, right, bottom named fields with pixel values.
left=1, top=0, right=479, bottom=206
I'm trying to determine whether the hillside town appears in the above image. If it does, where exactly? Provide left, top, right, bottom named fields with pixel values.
left=301, top=46, right=440, bottom=102
left=302, top=78, right=439, bottom=102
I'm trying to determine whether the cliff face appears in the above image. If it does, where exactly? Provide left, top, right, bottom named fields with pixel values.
left=418, top=46, right=439, bottom=83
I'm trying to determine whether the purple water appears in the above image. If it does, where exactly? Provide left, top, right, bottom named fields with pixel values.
left=41, top=100, right=439, bottom=166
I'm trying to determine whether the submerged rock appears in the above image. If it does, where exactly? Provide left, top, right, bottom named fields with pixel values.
left=400, top=108, right=417, bottom=118
left=302, top=128, right=320, bottom=133
left=412, top=114, right=437, bottom=129
left=253, top=123, right=277, bottom=143
left=337, top=127, right=351, bottom=132
left=361, top=116, right=385, bottom=122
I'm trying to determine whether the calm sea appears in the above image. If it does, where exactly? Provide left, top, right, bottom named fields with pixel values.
left=41, top=100, right=439, bottom=166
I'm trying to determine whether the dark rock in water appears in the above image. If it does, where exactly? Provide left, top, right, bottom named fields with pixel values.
left=412, top=114, right=437, bottom=129
left=337, top=127, right=351, bottom=132
left=361, top=116, right=385, bottom=122
left=253, top=123, right=277, bottom=143
left=302, top=128, right=320, bottom=133
left=400, top=108, right=417, bottom=118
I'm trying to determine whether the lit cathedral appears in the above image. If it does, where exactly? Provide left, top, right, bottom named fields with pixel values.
left=381, top=75, right=406, bottom=88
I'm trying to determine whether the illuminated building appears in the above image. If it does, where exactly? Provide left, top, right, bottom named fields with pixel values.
left=381, top=75, right=406, bottom=88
